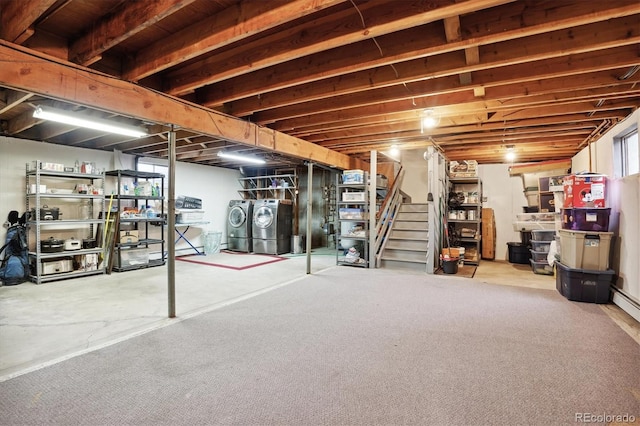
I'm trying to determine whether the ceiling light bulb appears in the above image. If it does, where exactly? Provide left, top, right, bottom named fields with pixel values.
left=505, top=151, right=516, bottom=161
left=422, top=109, right=439, bottom=129
left=33, top=106, right=147, bottom=138
left=389, top=144, right=399, bottom=156
left=217, top=151, right=266, bottom=165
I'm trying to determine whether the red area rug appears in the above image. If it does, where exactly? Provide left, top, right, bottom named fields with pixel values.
left=175, top=250, right=287, bottom=270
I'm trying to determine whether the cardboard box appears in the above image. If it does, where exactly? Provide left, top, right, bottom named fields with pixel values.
left=449, top=160, right=478, bottom=177
left=33, top=161, right=64, bottom=172
left=563, top=174, right=607, bottom=208
left=74, top=253, right=99, bottom=272
left=548, top=175, right=565, bottom=192
left=441, top=247, right=460, bottom=258
left=119, top=230, right=139, bottom=244
left=42, top=258, right=73, bottom=275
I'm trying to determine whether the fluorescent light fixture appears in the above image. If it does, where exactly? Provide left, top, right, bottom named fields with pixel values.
left=217, top=151, right=266, bottom=165
left=33, top=106, right=147, bottom=138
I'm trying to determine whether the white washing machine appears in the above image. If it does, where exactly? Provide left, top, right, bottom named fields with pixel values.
left=252, top=199, right=293, bottom=255
left=227, top=200, right=253, bottom=252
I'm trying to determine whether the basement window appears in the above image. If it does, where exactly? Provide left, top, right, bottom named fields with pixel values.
left=614, top=127, right=639, bottom=178
left=137, top=161, right=168, bottom=177
left=137, top=160, right=168, bottom=191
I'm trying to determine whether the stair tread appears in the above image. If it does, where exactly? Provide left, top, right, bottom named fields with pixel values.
left=384, top=247, right=427, bottom=253
left=388, top=236, right=428, bottom=241
left=381, top=255, right=427, bottom=264
left=391, top=226, right=428, bottom=229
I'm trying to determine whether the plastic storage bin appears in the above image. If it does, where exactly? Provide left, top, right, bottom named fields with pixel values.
left=555, top=262, right=615, bottom=303
left=513, top=212, right=556, bottom=232
left=530, top=259, right=554, bottom=275
left=561, top=208, right=610, bottom=231
left=531, top=240, right=551, bottom=253
left=530, top=250, right=549, bottom=262
left=557, top=230, right=612, bottom=271
left=531, top=230, right=556, bottom=241
left=507, top=242, right=530, bottom=264
left=342, top=192, right=365, bottom=201
left=114, top=249, right=149, bottom=268
left=342, top=170, right=364, bottom=184
left=339, top=208, right=366, bottom=220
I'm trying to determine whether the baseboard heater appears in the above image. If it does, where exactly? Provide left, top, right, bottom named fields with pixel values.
left=611, top=286, right=640, bottom=323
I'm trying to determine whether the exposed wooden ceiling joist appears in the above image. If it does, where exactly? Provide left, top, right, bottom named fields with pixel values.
left=0, top=40, right=352, bottom=169
left=1, top=0, right=638, bottom=166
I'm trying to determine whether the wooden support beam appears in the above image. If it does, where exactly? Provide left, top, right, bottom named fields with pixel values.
left=0, top=89, right=33, bottom=114
left=200, top=0, right=640, bottom=107
left=508, top=159, right=572, bottom=176
left=231, top=17, right=640, bottom=118
left=0, top=0, right=57, bottom=43
left=168, top=0, right=511, bottom=95
left=8, top=110, right=39, bottom=134
left=0, top=41, right=351, bottom=169
left=124, top=0, right=347, bottom=82
left=69, top=0, right=196, bottom=66
left=253, top=44, right=640, bottom=124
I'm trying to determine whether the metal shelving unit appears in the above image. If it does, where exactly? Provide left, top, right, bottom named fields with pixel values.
left=105, top=170, right=165, bottom=272
left=336, top=172, right=372, bottom=268
left=26, top=162, right=106, bottom=284
left=448, top=176, right=483, bottom=265
left=236, top=173, right=297, bottom=200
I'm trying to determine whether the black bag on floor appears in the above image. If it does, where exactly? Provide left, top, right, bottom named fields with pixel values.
left=0, top=212, right=30, bottom=286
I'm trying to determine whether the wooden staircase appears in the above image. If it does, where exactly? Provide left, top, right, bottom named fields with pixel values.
left=379, top=203, right=428, bottom=271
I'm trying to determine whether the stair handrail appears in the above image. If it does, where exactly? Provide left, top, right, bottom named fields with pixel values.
left=374, top=166, right=405, bottom=267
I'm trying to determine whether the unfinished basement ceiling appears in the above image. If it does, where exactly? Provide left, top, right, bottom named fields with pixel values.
left=1, top=0, right=639, bottom=169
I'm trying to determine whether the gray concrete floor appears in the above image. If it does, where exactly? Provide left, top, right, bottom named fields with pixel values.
left=0, top=248, right=338, bottom=381
left=2, top=253, right=636, bottom=382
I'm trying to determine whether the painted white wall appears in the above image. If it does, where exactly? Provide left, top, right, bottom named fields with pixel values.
left=572, top=110, right=640, bottom=311
left=0, top=137, right=122, bottom=225
left=399, top=148, right=429, bottom=203
left=477, top=164, right=528, bottom=261
left=0, top=136, right=241, bottom=254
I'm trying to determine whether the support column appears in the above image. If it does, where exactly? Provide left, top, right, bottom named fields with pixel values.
left=306, top=161, right=313, bottom=274
left=369, top=150, right=377, bottom=268
left=426, top=147, right=445, bottom=274
left=168, top=129, right=176, bottom=318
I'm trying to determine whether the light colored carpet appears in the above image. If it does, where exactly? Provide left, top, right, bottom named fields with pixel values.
left=1, top=267, right=638, bottom=425
left=176, top=250, right=287, bottom=270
